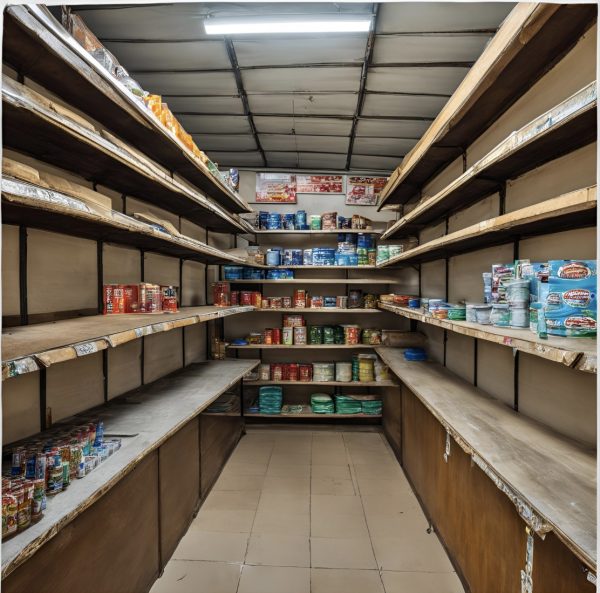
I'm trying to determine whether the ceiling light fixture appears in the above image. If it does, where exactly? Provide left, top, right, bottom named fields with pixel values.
left=204, top=16, right=371, bottom=35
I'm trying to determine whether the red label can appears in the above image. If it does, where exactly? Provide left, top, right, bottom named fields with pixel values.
left=271, top=328, right=282, bottom=344
left=288, top=363, right=299, bottom=381
left=103, top=285, right=124, bottom=315
left=299, top=364, right=313, bottom=382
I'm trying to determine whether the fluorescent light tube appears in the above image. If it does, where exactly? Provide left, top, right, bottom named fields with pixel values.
left=204, top=17, right=371, bottom=35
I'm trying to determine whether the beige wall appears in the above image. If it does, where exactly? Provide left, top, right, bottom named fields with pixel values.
left=407, top=24, right=597, bottom=445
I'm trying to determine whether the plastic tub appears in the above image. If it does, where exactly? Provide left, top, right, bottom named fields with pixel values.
left=510, top=304, right=529, bottom=328
left=506, top=279, right=530, bottom=305
left=474, top=304, right=492, bottom=325
left=491, top=303, right=510, bottom=327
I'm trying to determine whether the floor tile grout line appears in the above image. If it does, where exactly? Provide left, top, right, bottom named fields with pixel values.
left=236, top=433, right=276, bottom=593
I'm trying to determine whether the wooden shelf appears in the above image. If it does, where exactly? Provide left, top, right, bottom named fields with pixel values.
left=380, top=186, right=597, bottom=259
left=268, top=265, right=379, bottom=270
left=245, top=380, right=396, bottom=387
left=228, top=344, right=378, bottom=350
left=250, top=308, right=382, bottom=314
left=228, top=279, right=396, bottom=285
left=245, top=410, right=382, bottom=419
left=2, top=306, right=255, bottom=380
left=3, top=5, right=251, bottom=214
left=375, top=346, right=596, bottom=570
left=382, top=82, right=597, bottom=236
left=1, top=177, right=252, bottom=266
left=378, top=4, right=597, bottom=207
left=1, top=359, right=259, bottom=578
left=378, top=302, right=597, bottom=373
left=2, top=76, right=250, bottom=234
left=251, top=229, right=382, bottom=235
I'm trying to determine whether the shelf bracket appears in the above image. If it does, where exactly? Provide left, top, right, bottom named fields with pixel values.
left=520, top=527, right=534, bottom=593
left=443, top=429, right=451, bottom=463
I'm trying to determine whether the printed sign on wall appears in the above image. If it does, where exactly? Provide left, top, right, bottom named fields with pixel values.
left=296, top=175, right=344, bottom=194
left=255, top=173, right=297, bottom=203
left=345, top=176, right=387, bottom=206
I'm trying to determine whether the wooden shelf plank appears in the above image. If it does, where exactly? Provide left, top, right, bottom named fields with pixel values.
left=2, top=306, right=255, bottom=379
left=378, top=4, right=597, bottom=207
left=267, top=265, right=380, bottom=270
left=244, top=380, right=396, bottom=387
left=245, top=410, right=382, bottom=419
left=378, top=302, right=597, bottom=373
left=382, top=82, right=597, bottom=237
left=228, top=344, right=378, bottom=349
left=250, top=308, right=382, bottom=314
left=228, top=279, right=396, bottom=285
left=380, top=186, right=597, bottom=256
left=1, top=359, right=259, bottom=578
left=2, top=75, right=250, bottom=234
left=251, top=228, right=383, bottom=235
left=375, top=346, right=596, bottom=570
left=3, top=5, right=251, bottom=214
left=1, top=177, right=253, bottom=266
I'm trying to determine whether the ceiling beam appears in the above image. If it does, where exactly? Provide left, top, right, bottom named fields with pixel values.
left=346, top=2, right=379, bottom=170
left=161, top=90, right=452, bottom=98
left=223, top=37, right=267, bottom=167
left=177, top=112, right=435, bottom=122
left=191, top=132, right=421, bottom=140
left=127, top=61, right=473, bottom=75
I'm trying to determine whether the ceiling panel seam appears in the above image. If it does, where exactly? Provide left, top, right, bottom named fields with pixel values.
left=346, top=2, right=379, bottom=170
left=224, top=37, right=267, bottom=166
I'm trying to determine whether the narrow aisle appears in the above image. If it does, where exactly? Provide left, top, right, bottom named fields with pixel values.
left=151, top=428, right=464, bottom=593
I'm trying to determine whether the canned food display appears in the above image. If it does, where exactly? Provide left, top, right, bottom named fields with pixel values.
left=293, top=326, right=307, bottom=345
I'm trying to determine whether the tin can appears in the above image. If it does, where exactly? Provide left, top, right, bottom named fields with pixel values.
left=103, top=284, right=125, bottom=315
left=283, top=314, right=305, bottom=328
left=11, top=447, right=25, bottom=477
left=348, top=290, right=363, bottom=309
left=335, top=296, right=348, bottom=309
left=282, top=364, right=291, bottom=381
left=271, top=328, right=282, bottom=345
left=294, top=289, right=307, bottom=308
left=212, top=282, right=231, bottom=307
left=32, top=480, right=44, bottom=522
left=46, top=466, right=63, bottom=495
left=282, top=327, right=293, bottom=345
left=270, top=363, right=283, bottom=381
left=282, top=297, right=292, bottom=308
left=323, top=326, right=335, bottom=344
left=293, top=326, right=307, bottom=345
left=161, top=286, right=178, bottom=312
left=334, top=326, right=345, bottom=344
left=35, top=452, right=46, bottom=482
left=309, top=326, right=324, bottom=344
left=343, top=325, right=360, bottom=345
left=310, top=296, right=324, bottom=308
left=270, top=297, right=283, bottom=309
left=299, top=364, right=313, bottom=382
left=259, top=363, right=271, bottom=380
left=263, top=328, right=273, bottom=345
left=288, top=363, right=299, bottom=381
left=230, top=291, right=240, bottom=306
left=335, top=362, right=352, bottom=382
left=240, top=291, right=253, bottom=306
left=251, top=292, right=262, bottom=308
left=262, top=298, right=270, bottom=308
left=77, top=462, right=86, bottom=479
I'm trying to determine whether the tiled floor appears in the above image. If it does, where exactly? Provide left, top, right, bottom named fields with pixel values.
left=150, top=427, right=465, bottom=593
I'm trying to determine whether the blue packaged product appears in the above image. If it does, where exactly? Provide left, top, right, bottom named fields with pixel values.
left=404, top=348, right=427, bottom=361
left=544, top=274, right=596, bottom=337
left=313, top=248, right=336, bottom=266
left=303, top=249, right=313, bottom=265
left=348, top=254, right=358, bottom=266
left=357, top=233, right=374, bottom=249
left=338, top=216, right=351, bottom=229
left=266, top=248, right=281, bottom=266
left=266, top=212, right=283, bottom=230
left=323, top=296, right=337, bottom=308
left=548, top=260, right=597, bottom=279
left=258, top=211, right=269, bottom=230
left=223, top=266, right=244, bottom=280
left=296, top=210, right=307, bottom=227
left=242, top=267, right=265, bottom=280
left=267, top=269, right=294, bottom=279
left=283, top=213, right=296, bottom=230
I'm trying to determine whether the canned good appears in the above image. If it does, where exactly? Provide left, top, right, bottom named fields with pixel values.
left=270, top=297, right=283, bottom=309
left=293, top=290, right=307, bottom=308
left=251, top=292, right=262, bottom=308
left=309, top=326, right=324, bottom=345
left=335, top=362, right=352, bottom=382
left=343, top=325, right=360, bottom=345
left=364, top=294, right=378, bottom=309
left=259, top=364, right=270, bottom=380
left=240, top=291, right=253, bottom=306
left=103, top=284, right=125, bottom=314
left=271, top=328, right=282, bottom=345
left=270, top=363, right=284, bottom=381
left=288, top=363, right=299, bottom=381
left=293, top=326, right=307, bottom=345
left=282, top=297, right=292, bottom=308
left=323, top=326, right=335, bottom=344
left=262, top=298, right=271, bottom=309
left=310, top=296, right=324, bottom=308
left=263, top=329, right=273, bottom=345
left=2, top=493, right=18, bottom=538
left=161, top=286, right=178, bottom=312
left=348, top=290, right=363, bottom=309
left=299, top=364, right=313, bottom=382
left=358, top=354, right=376, bottom=382
left=284, top=314, right=305, bottom=328
left=282, top=327, right=294, bottom=345
left=362, top=329, right=382, bottom=345
left=336, top=296, right=348, bottom=309
left=230, top=291, right=240, bottom=306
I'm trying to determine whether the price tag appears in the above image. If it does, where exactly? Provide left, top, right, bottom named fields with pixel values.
left=7, top=357, right=39, bottom=377
left=503, top=336, right=513, bottom=346
left=134, top=326, right=153, bottom=338
left=74, top=342, right=99, bottom=357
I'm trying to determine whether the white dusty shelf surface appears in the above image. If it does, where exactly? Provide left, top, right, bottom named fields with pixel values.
left=2, top=306, right=254, bottom=379
left=376, top=346, right=596, bottom=570
left=227, top=344, right=378, bottom=349
left=1, top=359, right=259, bottom=578
left=378, top=302, right=597, bottom=373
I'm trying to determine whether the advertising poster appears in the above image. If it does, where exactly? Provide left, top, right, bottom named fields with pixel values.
left=255, top=173, right=297, bottom=203
left=296, top=175, right=344, bottom=194
left=345, top=176, right=387, bottom=206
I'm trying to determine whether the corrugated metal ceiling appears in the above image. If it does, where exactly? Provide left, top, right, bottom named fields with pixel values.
left=74, top=2, right=515, bottom=173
